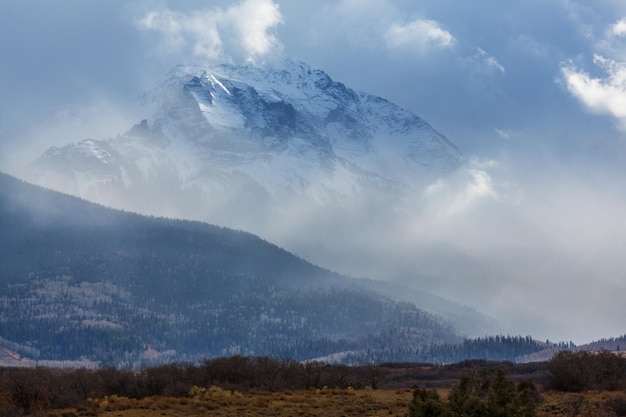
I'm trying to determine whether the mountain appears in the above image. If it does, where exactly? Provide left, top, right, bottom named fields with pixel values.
left=0, top=172, right=462, bottom=366
left=26, top=59, right=463, bottom=222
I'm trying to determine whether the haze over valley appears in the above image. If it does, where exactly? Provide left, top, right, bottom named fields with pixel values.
left=2, top=0, right=626, bottom=361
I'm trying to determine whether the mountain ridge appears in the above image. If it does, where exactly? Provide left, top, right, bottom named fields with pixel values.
left=0, top=171, right=464, bottom=366
left=27, top=58, right=464, bottom=213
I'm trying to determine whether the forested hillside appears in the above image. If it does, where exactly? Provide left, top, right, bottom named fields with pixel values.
left=0, top=173, right=460, bottom=366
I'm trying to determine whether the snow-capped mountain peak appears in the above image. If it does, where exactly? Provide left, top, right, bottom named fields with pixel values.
left=28, top=59, right=464, bottom=219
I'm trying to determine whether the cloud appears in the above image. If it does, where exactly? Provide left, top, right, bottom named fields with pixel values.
left=610, top=18, right=626, bottom=37
left=475, top=48, right=506, bottom=74
left=422, top=161, right=500, bottom=223
left=384, top=19, right=456, bottom=53
left=233, top=0, right=284, bottom=60
left=1, top=96, right=140, bottom=178
left=138, top=0, right=283, bottom=64
left=561, top=55, right=626, bottom=128
left=450, top=168, right=499, bottom=214
left=139, top=10, right=223, bottom=60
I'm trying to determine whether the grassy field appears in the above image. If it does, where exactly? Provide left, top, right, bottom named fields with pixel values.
left=43, top=386, right=626, bottom=417
left=48, top=387, right=415, bottom=417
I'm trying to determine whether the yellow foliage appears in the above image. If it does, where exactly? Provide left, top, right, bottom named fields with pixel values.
left=188, top=385, right=206, bottom=398
left=98, top=399, right=108, bottom=410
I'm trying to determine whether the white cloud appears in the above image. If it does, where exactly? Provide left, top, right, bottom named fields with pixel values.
left=611, top=18, right=626, bottom=37
left=138, top=0, right=283, bottom=64
left=592, top=17, right=626, bottom=59
left=139, top=10, right=222, bottom=60
left=456, top=168, right=499, bottom=210
left=562, top=55, right=626, bottom=128
left=476, top=48, right=505, bottom=74
left=384, top=19, right=455, bottom=53
left=229, top=0, right=284, bottom=62
left=423, top=163, right=499, bottom=222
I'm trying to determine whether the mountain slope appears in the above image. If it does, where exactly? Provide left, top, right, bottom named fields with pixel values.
left=27, top=59, right=463, bottom=216
left=0, top=172, right=461, bottom=366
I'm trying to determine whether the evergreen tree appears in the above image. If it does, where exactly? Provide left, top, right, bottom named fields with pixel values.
left=410, top=368, right=539, bottom=417
left=408, top=388, right=447, bottom=417
left=486, top=369, right=516, bottom=417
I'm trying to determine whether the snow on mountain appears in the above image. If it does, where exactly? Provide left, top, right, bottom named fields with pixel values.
left=28, top=59, right=464, bottom=217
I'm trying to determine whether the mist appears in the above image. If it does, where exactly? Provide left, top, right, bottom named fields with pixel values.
left=3, top=0, right=626, bottom=345
left=12, top=131, right=625, bottom=343
left=235, top=150, right=626, bottom=344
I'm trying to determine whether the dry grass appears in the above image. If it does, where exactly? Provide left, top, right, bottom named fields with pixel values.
left=48, top=387, right=415, bottom=417
left=536, top=390, right=626, bottom=416
left=46, top=387, right=626, bottom=417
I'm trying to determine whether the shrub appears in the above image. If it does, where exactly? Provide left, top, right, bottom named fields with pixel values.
left=548, top=350, right=626, bottom=392
left=408, top=388, right=446, bottom=417
left=604, top=395, right=626, bottom=417
left=410, top=368, right=540, bottom=417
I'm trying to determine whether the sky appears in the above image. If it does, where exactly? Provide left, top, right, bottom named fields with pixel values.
left=2, top=0, right=626, bottom=343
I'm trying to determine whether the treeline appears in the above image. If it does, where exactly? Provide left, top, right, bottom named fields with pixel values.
left=548, top=350, right=626, bottom=391
left=424, top=335, right=545, bottom=364
left=0, top=357, right=392, bottom=414
left=0, top=354, right=554, bottom=416
left=332, top=335, right=547, bottom=365
left=0, top=355, right=548, bottom=415
left=409, top=350, right=626, bottom=417
left=3, top=350, right=626, bottom=415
